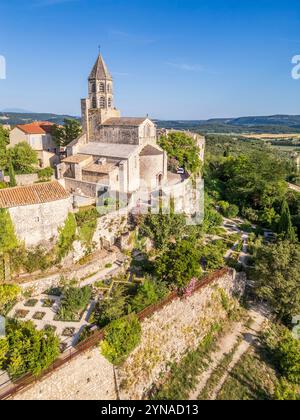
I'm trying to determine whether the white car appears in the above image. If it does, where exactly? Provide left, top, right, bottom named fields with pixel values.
left=177, top=167, right=185, bottom=175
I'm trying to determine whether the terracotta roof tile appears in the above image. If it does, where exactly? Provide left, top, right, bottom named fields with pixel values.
left=16, top=121, right=55, bottom=135
left=0, top=181, right=70, bottom=208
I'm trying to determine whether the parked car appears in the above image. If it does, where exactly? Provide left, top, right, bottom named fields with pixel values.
left=177, top=167, right=185, bottom=175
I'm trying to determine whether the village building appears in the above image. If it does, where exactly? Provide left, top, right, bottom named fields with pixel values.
left=9, top=121, right=59, bottom=168
left=57, top=54, right=168, bottom=203
left=0, top=181, right=71, bottom=247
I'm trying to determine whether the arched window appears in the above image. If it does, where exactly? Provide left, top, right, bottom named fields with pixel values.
left=99, top=82, right=105, bottom=93
left=92, top=97, right=97, bottom=108
left=108, top=97, right=112, bottom=108
left=107, top=84, right=111, bottom=93
left=91, top=82, right=96, bottom=93
left=100, top=97, right=106, bottom=109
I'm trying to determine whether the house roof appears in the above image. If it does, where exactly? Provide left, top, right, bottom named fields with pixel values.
left=0, top=181, right=70, bottom=209
left=82, top=162, right=117, bottom=174
left=79, top=142, right=139, bottom=159
left=140, top=145, right=163, bottom=156
left=102, top=117, right=148, bottom=127
left=16, top=121, right=55, bottom=135
left=62, top=154, right=91, bottom=164
left=89, top=54, right=112, bottom=81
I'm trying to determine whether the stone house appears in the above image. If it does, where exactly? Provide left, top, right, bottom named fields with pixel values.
left=0, top=181, right=71, bottom=247
left=9, top=121, right=59, bottom=168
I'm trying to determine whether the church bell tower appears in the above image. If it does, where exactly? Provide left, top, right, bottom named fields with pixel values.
left=81, top=53, right=121, bottom=140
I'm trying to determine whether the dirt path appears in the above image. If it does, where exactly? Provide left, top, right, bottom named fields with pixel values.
left=188, top=303, right=269, bottom=400
left=210, top=304, right=268, bottom=400
left=188, top=321, right=244, bottom=400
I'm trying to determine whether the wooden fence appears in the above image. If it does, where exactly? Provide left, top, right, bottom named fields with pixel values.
left=0, top=267, right=232, bottom=400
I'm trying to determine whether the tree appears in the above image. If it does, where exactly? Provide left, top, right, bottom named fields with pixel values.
left=93, top=285, right=128, bottom=327
left=0, top=209, right=18, bottom=254
left=274, top=379, right=300, bottom=400
left=4, top=320, right=60, bottom=378
left=218, top=201, right=239, bottom=219
left=278, top=333, right=300, bottom=385
left=0, top=338, right=8, bottom=369
left=253, top=241, right=300, bottom=323
left=9, top=142, right=38, bottom=174
left=277, top=200, right=297, bottom=242
left=38, top=167, right=53, bottom=183
left=158, top=132, right=202, bottom=175
left=0, top=125, right=9, bottom=171
left=51, top=119, right=82, bottom=147
left=101, top=314, right=141, bottom=365
left=56, top=213, right=77, bottom=260
left=130, top=277, right=168, bottom=312
left=8, top=161, right=17, bottom=187
left=155, top=239, right=202, bottom=289
left=0, top=284, right=21, bottom=314
left=139, top=213, right=186, bottom=250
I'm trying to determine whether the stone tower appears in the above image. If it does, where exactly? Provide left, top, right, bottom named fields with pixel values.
left=88, top=54, right=114, bottom=111
left=81, top=54, right=121, bottom=140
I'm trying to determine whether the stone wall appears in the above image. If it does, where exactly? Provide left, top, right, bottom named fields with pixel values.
left=9, top=197, right=72, bottom=248
left=3, top=173, right=53, bottom=186
left=18, top=249, right=118, bottom=296
left=118, top=270, right=245, bottom=400
left=11, top=269, right=245, bottom=400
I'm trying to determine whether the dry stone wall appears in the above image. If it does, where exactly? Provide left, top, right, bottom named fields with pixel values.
left=11, top=269, right=245, bottom=401
left=118, top=270, right=245, bottom=400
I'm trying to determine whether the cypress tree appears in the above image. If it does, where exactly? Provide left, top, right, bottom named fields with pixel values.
left=8, top=162, right=17, bottom=187
left=278, top=200, right=297, bottom=242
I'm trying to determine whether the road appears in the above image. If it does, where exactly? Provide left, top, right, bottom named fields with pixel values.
left=288, top=183, right=300, bottom=194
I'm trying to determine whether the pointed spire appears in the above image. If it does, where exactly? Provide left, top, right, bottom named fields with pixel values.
left=89, top=54, right=112, bottom=81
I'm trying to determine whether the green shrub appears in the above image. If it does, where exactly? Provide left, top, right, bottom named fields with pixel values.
left=0, top=209, right=18, bottom=254
left=57, top=213, right=77, bottom=260
left=38, top=167, right=53, bottom=182
left=92, top=285, right=128, bottom=327
left=3, top=320, right=59, bottom=378
left=57, top=286, right=92, bottom=321
left=130, top=277, right=168, bottom=312
left=0, top=284, right=21, bottom=315
left=101, top=314, right=141, bottom=365
left=75, top=208, right=98, bottom=249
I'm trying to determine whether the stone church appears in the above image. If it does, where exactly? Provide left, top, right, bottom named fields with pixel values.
left=58, top=54, right=168, bottom=203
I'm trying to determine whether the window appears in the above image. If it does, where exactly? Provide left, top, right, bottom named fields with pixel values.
left=99, top=82, right=105, bottom=93
left=92, top=97, right=97, bottom=108
left=108, top=98, right=112, bottom=108
left=91, top=82, right=96, bottom=93
left=100, top=97, right=106, bottom=109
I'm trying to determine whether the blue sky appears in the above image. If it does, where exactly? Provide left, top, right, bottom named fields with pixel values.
left=1, top=0, right=300, bottom=119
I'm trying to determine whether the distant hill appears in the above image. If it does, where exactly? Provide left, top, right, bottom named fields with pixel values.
left=0, top=112, right=80, bottom=126
left=2, top=112, right=300, bottom=134
left=156, top=115, right=300, bottom=134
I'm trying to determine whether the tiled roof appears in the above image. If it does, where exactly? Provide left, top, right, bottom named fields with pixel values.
left=82, top=163, right=117, bottom=174
left=140, top=145, right=163, bottom=156
left=62, top=154, right=91, bottom=164
left=102, top=117, right=148, bottom=127
left=0, top=181, right=70, bottom=209
left=16, top=121, right=55, bottom=135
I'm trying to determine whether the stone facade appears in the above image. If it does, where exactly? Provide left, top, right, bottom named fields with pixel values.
left=9, top=197, right=72, bottom=248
